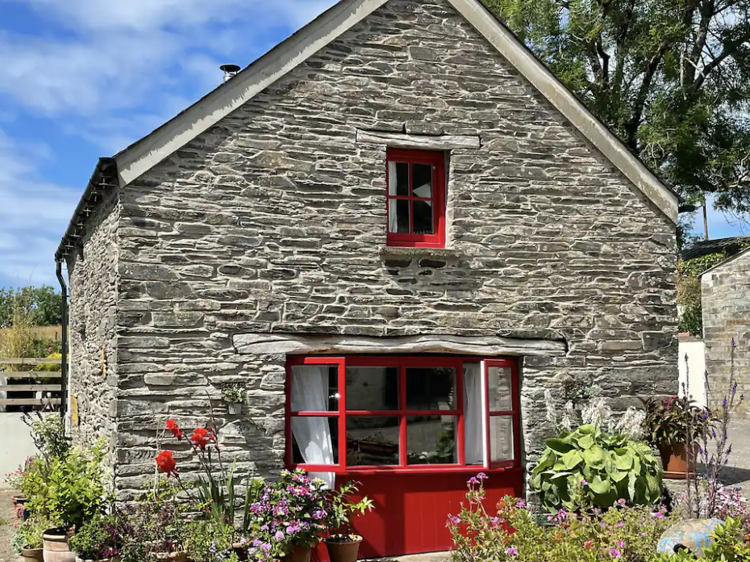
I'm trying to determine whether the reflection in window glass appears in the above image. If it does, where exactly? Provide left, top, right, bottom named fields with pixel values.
left=412, top=164, right=433, bottom=198
left=346, top=367, right=399, bottom=411
left=290, top=365, right=338, bottom=412
left=388, top=162, right=409, bottom=196
left=407, top=415, right=457, bottom=464
left=389, top=200, right=410, bottom=234
left=406, top=367, right=456, bottom=411
left=291, top=417, right=339, bottom=464
left=412, top=200, right=433, bottom=234
left=488, top=366, right=513, bottom=412
left=346, top=417, right=400, bottom=466
left=490, top=416, right=513, bottom=462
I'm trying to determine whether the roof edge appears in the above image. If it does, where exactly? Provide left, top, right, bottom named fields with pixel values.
left=450, top=0, right=678, bottom=224
left=699, top=246, right=750, bottom=278
left=114, top=0, right=389, bottom=187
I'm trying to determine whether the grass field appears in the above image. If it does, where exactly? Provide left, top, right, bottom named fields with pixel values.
left=0, top=325, right=61, bottom=342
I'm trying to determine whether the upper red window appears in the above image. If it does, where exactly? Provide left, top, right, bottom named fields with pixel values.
left=386, top=149, right=446, bottom=248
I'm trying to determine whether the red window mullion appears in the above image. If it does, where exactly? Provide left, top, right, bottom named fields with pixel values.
left=338, top=359, right=347, bottom=474
left=456, top=359, right=465, bottom=466
left=399, top=363, right=407, bottom=469
left=483, top=362, right=492, bottom=470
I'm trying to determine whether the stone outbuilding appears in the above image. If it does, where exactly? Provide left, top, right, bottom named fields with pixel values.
left=56, top=0, right=679, bottom=557
left=702, top=248, right=750, bottom=417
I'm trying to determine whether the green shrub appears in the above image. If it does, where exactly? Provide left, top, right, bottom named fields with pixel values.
left=69, top=513, right=123, bottom=561
left=184, top=520, right=238, bottom=562
left=531, top=425, right=663, bottom=511
left=11, top=516, right=50, bottom=552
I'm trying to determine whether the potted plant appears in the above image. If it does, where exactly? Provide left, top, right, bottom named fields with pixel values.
left=323, top=481, right=374, bottom=562
left=69, top=514, right=123, bottom=562
left=643, top=396, right=712, bottom=477
left=12, top=516, right=50, bottom=562
left=223, top=384, right=247, bottom=415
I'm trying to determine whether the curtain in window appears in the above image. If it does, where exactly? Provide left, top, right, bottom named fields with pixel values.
left=0, top=374, right=5, bottom=412
left=290, top=365, right=335, bottom=488
left=463, top=363, right=484, bottom=465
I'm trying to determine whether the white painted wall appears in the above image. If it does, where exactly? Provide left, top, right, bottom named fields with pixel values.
left=678, top=336, right=707, bottom=407
left=0, top=413, right=38, bottom=489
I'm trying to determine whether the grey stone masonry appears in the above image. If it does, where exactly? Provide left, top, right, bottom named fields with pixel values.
left=702, top=250, right=750, bottom=417
left=66, top=0, right=678, bottom=498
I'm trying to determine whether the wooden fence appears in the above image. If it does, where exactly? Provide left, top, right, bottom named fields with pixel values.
left=0, top=357, right=62, bottom=409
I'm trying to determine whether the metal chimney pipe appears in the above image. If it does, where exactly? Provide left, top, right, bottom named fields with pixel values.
left=220, top=64, right=241, bottom=82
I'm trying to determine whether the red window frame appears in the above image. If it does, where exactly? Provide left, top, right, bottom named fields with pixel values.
left=285, top=356, right=520, bottom=475
left=385, top=148, right=446, bottom=248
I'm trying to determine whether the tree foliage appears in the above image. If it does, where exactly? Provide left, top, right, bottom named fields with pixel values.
left=0, top=286, right=62, bottom=328
left=483, top=0, right=750, bottom=217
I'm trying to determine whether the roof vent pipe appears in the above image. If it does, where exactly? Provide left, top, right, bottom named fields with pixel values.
left=220, top=64, right=241, bottom=82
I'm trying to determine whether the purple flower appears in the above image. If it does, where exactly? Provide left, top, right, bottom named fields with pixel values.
left=505, top=547, right=517, bottom=555
left=477, top=472, right=488, bottom=480
left=468, top=477, right=480, bottom=485
left=609, top=548, right=622, bottom=558
left=617, top=498, right=626, bottom=506
left=617, top=541, right=624, bottom=548
left=449, top=516, right=461, bottom=524
left=261, top=544, right=272, bottom=552
left=617, top=521, right=624, bottom=527
left=491, top=517, right=500, bottom=525
left=253, top=540, right=263, bottom=547
left=581, top=479, right=588, bottom=486
left=275, top=531, right=284, bottom=541
left=515, top=500, right=526, bottom=508
left=652, top=512, right=664, bottom=519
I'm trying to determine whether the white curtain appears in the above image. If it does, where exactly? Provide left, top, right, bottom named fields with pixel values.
left=291, top=366, right=335, bottom=489
left=463, top=363, right=484, bottom=465
left=0, top=374, right=6, bottom=412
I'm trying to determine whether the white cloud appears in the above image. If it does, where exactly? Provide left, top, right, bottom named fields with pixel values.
left=0, top=128, right=79, bottom=286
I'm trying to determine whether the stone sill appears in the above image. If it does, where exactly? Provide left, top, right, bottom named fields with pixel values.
left=378, top=246, right=461, bottom=260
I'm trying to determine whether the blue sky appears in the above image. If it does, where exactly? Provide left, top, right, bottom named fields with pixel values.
left=0, top=0, right=746, bottom=289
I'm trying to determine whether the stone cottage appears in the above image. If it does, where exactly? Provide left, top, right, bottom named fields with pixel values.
left=702, top=248, right=750, bottom=417
left=56, top=0, right=680, bottom=557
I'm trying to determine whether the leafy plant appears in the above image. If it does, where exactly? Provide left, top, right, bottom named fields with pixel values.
left=324, top=480, right=374, bottom=542
left=222, top=384, right=247, bottom=405
left=642, top=396, right=713, bottom=447
left=23, top=412, right=71, bottom=462
left=184, top=519, right=239, bottom=562
left=24, top=441, right=108, bottom=530
left=13, top=516, right=50, bottom=550
left=531, top=424, right=663, bottom=511
left=69, top=513, right=123, bottom=561
left=449, top=474, right=671, bottom=562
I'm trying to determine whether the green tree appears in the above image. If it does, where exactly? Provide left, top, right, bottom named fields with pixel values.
left=0, top=286, right=62, bottom=328
left=483, top=0, right=750, bottom=221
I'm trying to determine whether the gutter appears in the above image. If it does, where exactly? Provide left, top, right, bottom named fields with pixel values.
left=55, top=259, right=69, bottom=418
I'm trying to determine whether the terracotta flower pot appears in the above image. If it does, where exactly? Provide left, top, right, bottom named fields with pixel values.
left=233, top=543, right=248, bottom=561
left=21, top=547, right=44, bottom=562
left=153, top=553, right=188, bottom=562
left=659, top=442, right=696, bottom=478
left=325, top=537, right=363, bottom=562
left=285, top=546, right=312, bottom=562
left=42, top=529, right=77, bottom=562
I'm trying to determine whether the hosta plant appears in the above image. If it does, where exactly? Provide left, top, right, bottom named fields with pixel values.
left=531, top=424, right=663, bottom=511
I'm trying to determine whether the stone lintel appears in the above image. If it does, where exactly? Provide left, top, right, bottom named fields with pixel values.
left=356, top=129, right=481, bottom=150
left=232, top=333, right=566, bottom=357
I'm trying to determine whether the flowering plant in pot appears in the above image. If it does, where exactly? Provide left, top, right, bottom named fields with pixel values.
left=246, top=469, right=330, bottom=562
left=69, top=513, right=124, bottom=562
left=223, top=385, right=247, bottom=415
left=642, top=395, right=713, bottom=476
left=11, top=516, right=52, bottom=562
left=322, top=481, right=374, bottom=562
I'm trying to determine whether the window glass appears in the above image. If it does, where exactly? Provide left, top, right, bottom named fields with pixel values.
left=290, top=365, right=338, bottom=412
left=407, top=415, right=457, bottom=464
left=346, top=417, right=400, bottom=466
left=389, top=200, right=410, bottom=234
left=412, top=200, right=434, bottom=234
left=490, top=416, right=514, bottom=462
left=488, top=366, right=513, bottom=412
left=291, top=417, right=339, bottom=464
left=388, top=162, right=409, bottom=196
left=346, top=367, right=399, bottom=411
left=406, top=367, right=456, bottom=411
left=412, top=164, right=433, bottom=198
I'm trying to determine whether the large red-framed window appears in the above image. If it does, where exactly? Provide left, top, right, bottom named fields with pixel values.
left=386, top=149, right=446, bottom=248
left=285, top=356, right=520, bottom=474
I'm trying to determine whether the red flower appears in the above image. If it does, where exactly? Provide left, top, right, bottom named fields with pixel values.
left=166, top=419, right=183, bottom=440
left=190, top=428, right=210, bottom=449
left=156, top=451, right=177, bottom=476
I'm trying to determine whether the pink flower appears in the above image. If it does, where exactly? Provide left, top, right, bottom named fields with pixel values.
left=477, top=472, right=488, bottom=480
left=609, top=549, right=622, bottom=558
left=505, top=547, right=517, bottom=555
left=617, top=541, right=624, bottom=548
left=652, top=512, right=665, bottom=519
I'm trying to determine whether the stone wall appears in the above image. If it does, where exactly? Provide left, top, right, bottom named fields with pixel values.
left=702, top=250, right=750, bottom=417
left=70, top=0, right=677, bottom=497
left=66, top=186, right=120, bottom=456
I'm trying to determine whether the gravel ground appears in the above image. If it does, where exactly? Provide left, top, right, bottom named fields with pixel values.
left=0, top=490, right=20, bottom=562
left=719, top=418, right=750, bottom=492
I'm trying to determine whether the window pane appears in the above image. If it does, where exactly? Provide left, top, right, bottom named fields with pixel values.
left=291, top=417, right=339, bottom=465
left=388, top=162, right=409, bottom=196
left=412, top=163, right=433, bottom=198
left=490, top=416, right=514, bottom=462
left=346, top=417, right=400, bottom=466
left=407, top=415, right=457, bottom=465
left=389, top=199, right=410, bottom=234
left=291, top=365, right=338, bottom=412
left=463, top=363, right=484, bottom=465
left=406, top=367, right=456, bottom=410
left=346, top=367, right=399, bottom=411
left=488, top=366, right=513, bottom=412
left=412, top=200, right=434, bottom=234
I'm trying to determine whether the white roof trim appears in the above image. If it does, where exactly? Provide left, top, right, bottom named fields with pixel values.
left=113, top=0, right=678, bottom=224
